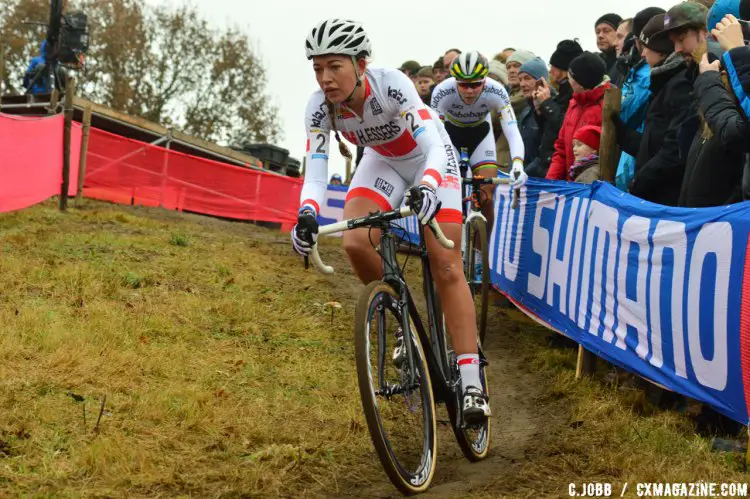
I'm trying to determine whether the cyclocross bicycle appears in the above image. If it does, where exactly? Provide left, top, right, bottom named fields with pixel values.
left=307, top=186, right=491, bottom=494
left=458, top=147, right=518, bottom=345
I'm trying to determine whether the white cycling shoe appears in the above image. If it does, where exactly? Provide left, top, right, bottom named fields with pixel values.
left=462, top=385, right=491, bottom=424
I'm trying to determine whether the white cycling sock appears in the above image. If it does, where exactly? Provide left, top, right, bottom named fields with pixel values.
left=457, top=353, right=482, bottom=391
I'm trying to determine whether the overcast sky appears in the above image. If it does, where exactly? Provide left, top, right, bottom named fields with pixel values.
left=150, top=0, right=677, bottom=177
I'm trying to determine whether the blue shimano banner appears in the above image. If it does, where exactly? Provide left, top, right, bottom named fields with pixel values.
left=490, top=179, right=750, bottom=425
left=317, top=184, right=348, bottom=230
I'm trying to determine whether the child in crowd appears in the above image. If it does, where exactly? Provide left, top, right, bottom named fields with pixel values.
left=569, top=125, right=601, bottom=183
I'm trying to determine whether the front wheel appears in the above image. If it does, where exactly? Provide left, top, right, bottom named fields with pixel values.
left=464, top=217, right=490, bottom=345
left=354, top=281, right=437, bottom=495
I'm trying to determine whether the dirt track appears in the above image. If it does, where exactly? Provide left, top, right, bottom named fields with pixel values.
left=327, top=266, right=554, bottom=497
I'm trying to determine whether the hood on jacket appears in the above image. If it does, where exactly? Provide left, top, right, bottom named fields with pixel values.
left=651, top=51, right=686, bottom=77
left=572, top=76, right=611, bottom=105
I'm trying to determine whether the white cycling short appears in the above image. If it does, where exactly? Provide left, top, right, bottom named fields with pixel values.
left=346, top=146, right=463, bottom=225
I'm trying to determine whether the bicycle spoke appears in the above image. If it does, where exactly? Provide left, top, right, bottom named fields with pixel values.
left=355, top=282, right=436, bottom=493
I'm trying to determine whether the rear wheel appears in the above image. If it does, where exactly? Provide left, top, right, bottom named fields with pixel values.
left=354, top=281, right=437, bottom=495
left=464, top=217, right=490, bottom=345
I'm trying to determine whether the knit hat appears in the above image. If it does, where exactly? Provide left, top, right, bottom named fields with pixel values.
left=550, top=39, right=584, bottom=70
left=506, top=49, right=536, bottom=67
left=633, top=7, right=667, bottom=37
left=573, top=125, right=602, bottom=151
left=416, top=66, right=433, bottom=78
left=640, top=14, right=675, bottom=54
left=707, top=0, right=750, bottom=31
left=519, top=57, right=549, bottom=81
left=595, top=13, right=623, bottom=30
left=664, top=2, right=709, bottom=31
left=568, top=52, right=607, bottom=90
left=399, top=60, right=421, bottom=74
left=487, top=59, right=509, bottom=85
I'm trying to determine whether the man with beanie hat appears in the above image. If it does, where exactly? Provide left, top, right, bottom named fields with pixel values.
left=516, top=58, right=547, bottom=169
left=546, top=52, right=610, bottom=181
left=614, top=7, right=666, bottom=191
left=568, top=52, right=608, bottom=91
left=595, top=13, right=623, bottom=72
left=634, top=6, right=668, bottom=35
left=505, top=49, right=536, bottom=91
left=613, top=13, right=693, bottom=205
left=549, top=39, right=584, bottom=87
left=495, top=49, right=537, bottom=169
left=487, top=59, right=509, bottom=87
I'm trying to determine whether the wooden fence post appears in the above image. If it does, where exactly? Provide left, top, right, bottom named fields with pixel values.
left=76, top=106, right=92, bottom=200
left=575, top=86, right=621, bottom=379
left=599, top=86, right=622, bottom=184
left=158, top=130, right=173, bottom=208
left=48, top=88, right=60, bottom=114
left=60, top=78, right=76, bottom=212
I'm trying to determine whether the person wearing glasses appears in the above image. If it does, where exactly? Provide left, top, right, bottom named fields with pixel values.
left=430, top=50, right=527, bottom=234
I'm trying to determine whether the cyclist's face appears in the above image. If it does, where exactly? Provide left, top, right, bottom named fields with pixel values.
left=312, top=55, right=363, bottom=103
left=457, top=80, right=484, bottom=104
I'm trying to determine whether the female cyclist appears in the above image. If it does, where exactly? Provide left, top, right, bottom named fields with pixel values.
left=291, top=18, right=526, bottom=422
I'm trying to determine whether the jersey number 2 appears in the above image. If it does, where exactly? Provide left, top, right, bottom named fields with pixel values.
left=315, top=133, right=326, bottom=153
left=405, top=112, right=420, bottom=133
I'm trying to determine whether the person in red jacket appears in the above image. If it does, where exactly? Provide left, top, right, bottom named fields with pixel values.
left=546, top=52, right=610, bottom=181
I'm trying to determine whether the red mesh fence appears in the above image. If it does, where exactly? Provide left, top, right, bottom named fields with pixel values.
left=84, top=127, right=302, bottom=223
left=0, top=113, right=81, bottom=213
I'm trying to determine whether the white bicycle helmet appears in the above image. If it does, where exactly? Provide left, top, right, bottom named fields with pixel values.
left=305, top=19, right=371, bottom=60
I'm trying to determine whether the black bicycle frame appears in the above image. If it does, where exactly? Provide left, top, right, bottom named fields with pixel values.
left=344, top=208, right=454, bottom=402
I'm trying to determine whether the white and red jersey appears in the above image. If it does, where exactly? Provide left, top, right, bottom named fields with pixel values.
left=300, top=67, right=449, bottom=215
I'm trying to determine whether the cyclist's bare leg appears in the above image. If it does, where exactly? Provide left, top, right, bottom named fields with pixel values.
left=342, top=197, right=383, bottom=284
left=476, top=165, right=497, bottom=238
left=424, top=222, right=478, bottom=356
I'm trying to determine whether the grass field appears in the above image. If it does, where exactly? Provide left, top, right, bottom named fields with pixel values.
left=0, top=199, right=746, bottom=498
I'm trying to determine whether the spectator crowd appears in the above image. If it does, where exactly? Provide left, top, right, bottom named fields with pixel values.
left=384, top=0, right=750, bottom=208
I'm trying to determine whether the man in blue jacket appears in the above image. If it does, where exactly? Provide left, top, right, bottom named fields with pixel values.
left=615, top=7, right=666, bottom=191
left=22, top=41, right=52, bottom=95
